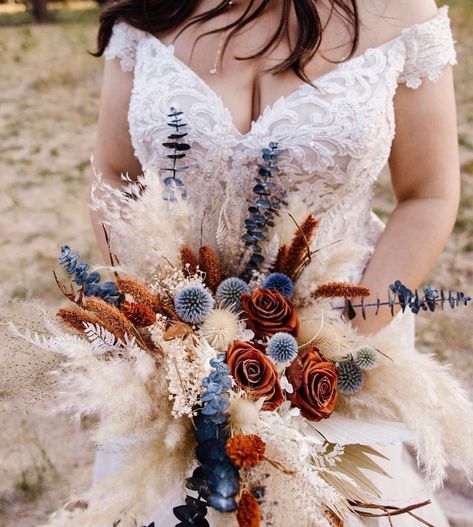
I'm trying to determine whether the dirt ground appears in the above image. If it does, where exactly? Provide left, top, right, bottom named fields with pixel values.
left=0, top=1, right=472, bottom=526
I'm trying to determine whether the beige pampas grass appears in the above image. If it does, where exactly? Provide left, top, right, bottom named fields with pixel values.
left=0, top=299, right=62, bottom=404
left=42, top=439, right=192, bottom=527
left=200, top=308, right=240, bottom=351
left=84, top=297, right=133, bottom=342
left=338, top=313, right=473, bottom=489
left=91, top=170, right=191, bottom=279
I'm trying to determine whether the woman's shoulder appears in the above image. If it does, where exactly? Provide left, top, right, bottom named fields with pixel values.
left=360, top=0, right=442, bottom=42
left=381, top=0, right=440, bottom=28
left=103, top=20, right=147, bottom=72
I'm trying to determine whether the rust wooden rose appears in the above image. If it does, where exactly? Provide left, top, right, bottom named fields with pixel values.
left=226, top=340, right=283, bottom=411
left=286, top=347, right=337, bottom=422
left=241, top=288, right=299, bottom=339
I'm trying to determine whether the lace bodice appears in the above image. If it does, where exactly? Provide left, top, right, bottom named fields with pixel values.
left=104, top=7, right=456, bottom=279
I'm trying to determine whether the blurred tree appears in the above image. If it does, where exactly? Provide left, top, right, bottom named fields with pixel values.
left=31, top=0, right=50, bottom=22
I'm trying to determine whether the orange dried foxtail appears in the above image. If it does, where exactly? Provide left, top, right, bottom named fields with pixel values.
left=120, top=301, right=157, bottom=327
left=199, top=245, right=222, bottom=292
left=313, top=282, right=371, bottom=299
left=237, top=490, right=261, bottom=527
left=180, top=246, right=198, bottom=275
left=116, top=275, right=162, bottom=313
left=57, top=306, right=97, bottom=334
left=283, top=214, right=319, bottom=279
left=84, top=296, right=133, bottom=342
left=273, top=245, right=289, bottom=274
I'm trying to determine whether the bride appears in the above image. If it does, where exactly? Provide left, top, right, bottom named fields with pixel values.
left=90, top=0, right=459, bottom=525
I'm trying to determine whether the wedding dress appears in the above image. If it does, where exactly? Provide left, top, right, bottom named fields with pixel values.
left=95, top=6, right=457, bottom=526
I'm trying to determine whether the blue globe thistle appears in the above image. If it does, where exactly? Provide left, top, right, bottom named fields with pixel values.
left=215, top=277, right=251, bottom=310
left=263, top=272, right=294, bottom=298
left=337, top=359, right=364, bottom=395
left=354, top=346, right=379, bottom=370
left=267, top=332, right=298, bottom=364
left=174, top=285, right=214, bottom=324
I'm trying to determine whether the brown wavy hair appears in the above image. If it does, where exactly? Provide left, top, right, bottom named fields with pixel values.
left=94, top=0, right=360, bottom=84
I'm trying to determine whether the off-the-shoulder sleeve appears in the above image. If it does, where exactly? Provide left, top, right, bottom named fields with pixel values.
left=104, top=21, right=145, bottom=72
left=399, top=6, right=457, bottom=89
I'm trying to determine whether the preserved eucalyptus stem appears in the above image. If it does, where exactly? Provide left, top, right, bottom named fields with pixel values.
left=162, top=107, right=191, bottom=201
left=241, top=141, right=287, bottom=280
left=342, top=280, right=471, bottom=320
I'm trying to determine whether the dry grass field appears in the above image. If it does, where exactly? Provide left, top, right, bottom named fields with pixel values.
left=0, top=1, right=472, bottom=525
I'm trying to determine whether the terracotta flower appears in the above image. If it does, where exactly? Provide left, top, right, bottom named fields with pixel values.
left=237, top=490, right=261, bottom=527
left=226, top=434, right=266, bottom=468
left=241, top=288, right=299, bottom=339
left=226, top=340, right=284, bottom=411
left=286, top=347, right=337, bottom=422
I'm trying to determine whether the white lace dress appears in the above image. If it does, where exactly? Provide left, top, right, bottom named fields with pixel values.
left=95, top=6, right=457, bottom=526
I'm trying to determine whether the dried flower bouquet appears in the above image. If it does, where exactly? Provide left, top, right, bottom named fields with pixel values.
left=3, top=110, right=473, bottom=527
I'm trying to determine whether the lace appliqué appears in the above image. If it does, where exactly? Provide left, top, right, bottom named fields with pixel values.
left=103, top=21, right=145, bottom=72
left=399, top=6, right=457, bottom=89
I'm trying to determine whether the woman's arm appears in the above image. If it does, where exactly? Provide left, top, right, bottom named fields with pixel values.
left=90, top=58, right=142, bottom=260
left=352, top=67, right=460, bottom=335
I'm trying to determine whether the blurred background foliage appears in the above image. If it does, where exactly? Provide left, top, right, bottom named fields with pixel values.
left=0, top=1, right=472, bottom=526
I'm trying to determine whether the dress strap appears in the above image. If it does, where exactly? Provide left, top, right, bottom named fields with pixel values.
left=104, top=21, right=146, bottom=72
left=399, top=6, right=457, bottom=89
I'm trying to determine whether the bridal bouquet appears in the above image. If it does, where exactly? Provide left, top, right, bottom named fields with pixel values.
left=3, top=110, right=473, bottom=527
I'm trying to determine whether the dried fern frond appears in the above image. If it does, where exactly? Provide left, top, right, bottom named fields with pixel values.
left=84, top=297, right=133, bottom=342
left=199, top=246, right=222, bottom=292
left=180, top=246, right=198, bottom=275
left=57, top=307, right=98, bottom=334
left=120, top=301, right=156, bottom=327
left=116, top=275, right=162, bottom=313
left=283, top=214, right=319, bottom=279
left=313, top=282, right=371, bottom=300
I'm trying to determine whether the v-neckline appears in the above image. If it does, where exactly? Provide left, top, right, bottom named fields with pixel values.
left=145, top=7, right=444, bottom=138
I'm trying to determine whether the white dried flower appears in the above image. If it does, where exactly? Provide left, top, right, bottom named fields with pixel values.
left=150, top=264, right=205, bottom=298
left=298, top=317, right=344, bottom=360
left=229, top=394, right=263, bottom=431
left=199, top=308, right=240, bottom=351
